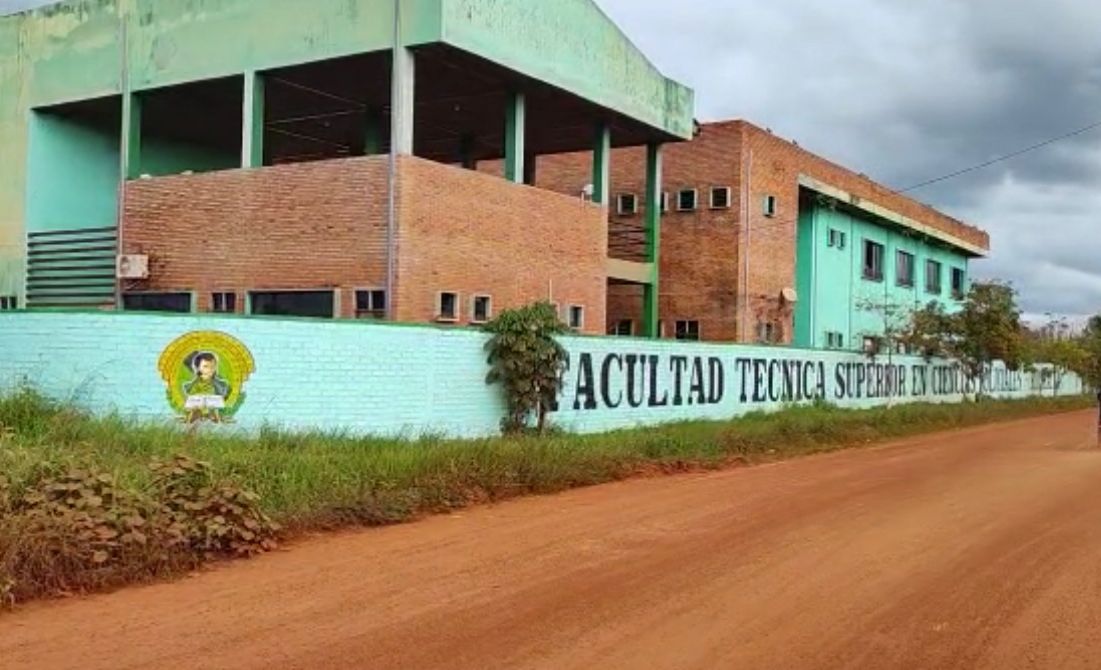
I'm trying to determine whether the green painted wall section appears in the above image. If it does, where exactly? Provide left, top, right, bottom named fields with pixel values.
left=0, top=14, right=29, bottom=299
left=25, top=109, right=120, bottom=233
left=440, top=0, right=694, bottom=140
left=794, top=199, right=970, bottom=351
left=140, top=136, right=238, bottom=177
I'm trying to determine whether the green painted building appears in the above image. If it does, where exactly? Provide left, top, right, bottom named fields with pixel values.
left=793, top=176, right=987, bottom=353
left=0, top=0, right=693, bottom=330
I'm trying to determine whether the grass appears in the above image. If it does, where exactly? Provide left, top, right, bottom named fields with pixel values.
left=0, top=389, right=1094, bottom=605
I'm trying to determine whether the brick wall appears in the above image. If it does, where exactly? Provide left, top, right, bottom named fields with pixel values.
left=538, top=120, right=990, bottom=343
left=122, top=156, right=389, bottom=318
left=123, top=155, right=609, bottom=331
left=397, top=156, right=608, bottom=334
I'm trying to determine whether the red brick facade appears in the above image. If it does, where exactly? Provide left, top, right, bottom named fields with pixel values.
left=122, top=155, right=608, bottom=333
left=538, top=120, right=989, bottom=342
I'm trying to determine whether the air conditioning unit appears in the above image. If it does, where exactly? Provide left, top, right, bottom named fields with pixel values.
left=116, top=254, right=149, bottom=280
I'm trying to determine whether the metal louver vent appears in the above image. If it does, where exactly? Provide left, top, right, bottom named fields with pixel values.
left=26, top=226, right=117, bottom=308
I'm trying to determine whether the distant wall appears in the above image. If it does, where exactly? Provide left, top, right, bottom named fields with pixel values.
left=0, top=312, right=1084, bottom=439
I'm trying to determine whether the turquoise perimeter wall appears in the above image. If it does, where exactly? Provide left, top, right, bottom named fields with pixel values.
left=0, top=312, right=1083, bottom=438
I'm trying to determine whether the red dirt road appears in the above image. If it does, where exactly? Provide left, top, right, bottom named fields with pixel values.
left=3, top=411, right=1101, bottom=670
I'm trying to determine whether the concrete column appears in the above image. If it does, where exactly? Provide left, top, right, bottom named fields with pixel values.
left=504, top=91, right=526, bottom=183
left=592, top=122, right=611, bottom=205
left=365, top=108, right=384, bottom=155
left=121, top=91, right=142, bottom=179
left=391, top=46, right=415, bottom=155
left=242, top=70, right=265, bottom=168
left=642, top=142, right=663, bottom=338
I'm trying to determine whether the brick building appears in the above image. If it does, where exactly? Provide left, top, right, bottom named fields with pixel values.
left=0, top=0, right=693, bottom=335
left=536, top=120, right=990, bottom=349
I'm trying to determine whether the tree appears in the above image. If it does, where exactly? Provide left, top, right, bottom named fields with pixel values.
left=483, top=302, right=569, bottom=434
left=902, top=280, right=1025, bottom=398
left=856, top=296, right=914, bottom=365
left=1077, top=315, right=1101, bottom=392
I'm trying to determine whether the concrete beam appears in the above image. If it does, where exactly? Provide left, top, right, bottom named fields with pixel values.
left=606, top=259, right=655, bottom=284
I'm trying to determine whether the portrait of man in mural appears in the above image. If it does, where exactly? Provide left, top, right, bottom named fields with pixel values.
left=183, top=351, right=231, bottom=423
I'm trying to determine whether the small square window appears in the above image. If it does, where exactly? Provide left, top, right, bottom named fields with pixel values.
left=676, top=189, right=698, bottom=212
left=0, top=295, right=17, bottom=311
left=616, top=193, right=638, bottom=216
left=710, top=186, right=732, bottom=209
left=212, top=291, right=237, bottom=314
left=568, top=305, right=585, bottom=330
left=763, top=195, right=778, bottom=217
left=862, top=336, right=883, bottom=355
left=608, top=319, right=633, bottom=336
left=471, top=295, right=492, bottom=323
left=827, top=229, right=847, bottom=249
left=437, top=291, right=459, bottom=321
left=355, top=289, right=387, bottom=319
left=756, top=321, right=776, bottom=344
left=675, top=320, right=700, bottom=341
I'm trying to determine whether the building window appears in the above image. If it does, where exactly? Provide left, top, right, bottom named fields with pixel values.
left=616, top=193, right=638, bottom=216
left=0, top=296, right=17, bottom=310
left=756, top=321, right=776, bottom=344
left=676, top=189, right=699, bottom=211
left=250, top=290, right=334, bottom=318
left=471, top=295, right=492, bottom=324
left=437, top=291, right=459, bottom=321
left=862, top=336, right=881, bottom=355
left=211, top=292, right=237, bottom=314
left=896, top=251, right=915, bottom=288
left=862, top=240, right=884, bottom=281
left=122, top=292, right=192, bottom=313
left=826, top=331, right=845, bottom=349
left=675, top=320, right=700, bottom=341
left=827, top=229, right=847, bottom=249
left=661, top=192, right=670, bottom=213
left=608, top=319, right=633, bottom=336
left=568, top=305, right=585, bottom=330
left=355, top=289, right=387, bottom=319
left=951, top=268, right=966, bottom=299
left=710, top=186, right=732, bottom=209
left=925, top=260, right=942, bottom=294
left=763, top=195, right=777, bottom=217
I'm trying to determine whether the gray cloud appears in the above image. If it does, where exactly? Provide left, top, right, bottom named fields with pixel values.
left=599, top=0, right=1101, bottom=318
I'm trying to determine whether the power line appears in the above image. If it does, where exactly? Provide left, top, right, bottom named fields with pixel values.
left=898, top=118, right=1101, bottom=193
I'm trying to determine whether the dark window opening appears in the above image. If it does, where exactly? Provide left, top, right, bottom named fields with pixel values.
left=0, top=296, right=17, bottom=311
left=925, top=260, right=943, bottom=294
left=862, top=240, right=884, bottom=281
left=616, top=193, right=638, bottom=216
left=122, top=292, right=191, bottom=313
left=437, top=292, right=458, bottom=321
left=471, top=295, right=492, bottom=323
left=608, top=319, right=633, bottom=336
left=951, top=268, right=966, bottom=299
left=677, top=189, right=698, bottom=211
left=568, top=305, right=585, bottom=330
left=828, top=229, right=847, bottom=249
left=355, top=289, right=387, bottom=319
left=710, top=187, right=732, bottom=209
left=212, top=292, right=237, bottom=314
left=763, top=194, right=777, bottom=217
left=250, top=290, right=334, bottom=318
left=675, top=320, right=700, bottom=341
left=896, top=251, right=915, bottom=287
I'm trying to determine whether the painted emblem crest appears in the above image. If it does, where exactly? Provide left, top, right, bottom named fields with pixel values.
left=158, top=331, right=255, bottom=424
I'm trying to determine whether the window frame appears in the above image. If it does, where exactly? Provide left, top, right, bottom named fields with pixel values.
left=470, top=294, right=493, bottom=324
left=709, top=186, right=732, bottom=210
left=862, top=239, right=885, bottom=282
left=675, top=319, right=701, bottom=341
left=211, top=291, right=238, bottom=314
left=122, top=291, right=194, bottom=313
left=354, top=288, right=387, bottom=320
left=676, top=188, right=699, bottom=212
left=896, top=250, right=915, bottom=288
left=436, top=291, right=460, bottom=322
left=0, top=295, right=17, bottom=311
left=248, top=289, right=335, bottom=319
left=951, top=267, right=966, bottom=299
left=616, top=192, right=638, bottom=216
left=568, top=304, right=585, bottom=330
left=763, top=194, right=778, bottom=218
left=925, top=260, right=943, bottom=295
left=609, top=319, right=633, bottom=337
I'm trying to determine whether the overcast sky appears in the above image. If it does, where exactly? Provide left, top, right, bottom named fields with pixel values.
left=5, top=0, right=1100, bottom=320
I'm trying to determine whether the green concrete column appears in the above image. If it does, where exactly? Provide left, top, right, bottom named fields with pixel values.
left=121, top=91, right=142, bottom=180
left=365, top=108, right=383, bottom=155
left=592, top=122, right=611, bottom=205
left=391, top=46, right=415, bottom=155
left=242, top=70, right=265, bottom=168
left=642, top=141, right=663, bottom=338
left=504, top=91, right=526, bottom=183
